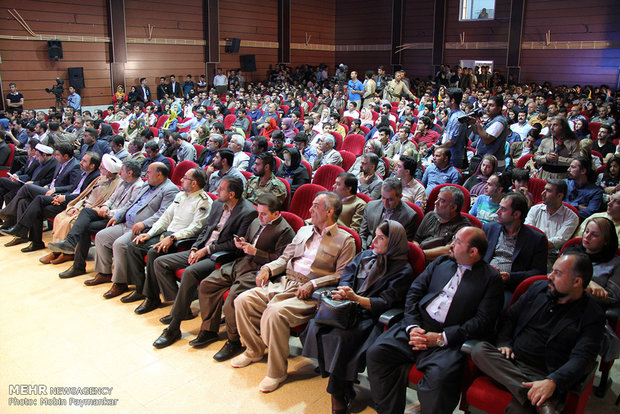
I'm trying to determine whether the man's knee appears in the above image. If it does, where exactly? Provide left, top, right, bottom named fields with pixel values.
left=470, top=341, right=495, bottom=364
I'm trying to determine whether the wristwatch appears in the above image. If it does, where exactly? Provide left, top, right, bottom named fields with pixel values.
left=436, top=333, right=446, bottom=347
left=169, top=235, right=177, bottom=242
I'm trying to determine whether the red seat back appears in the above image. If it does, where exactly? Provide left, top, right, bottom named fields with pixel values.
left=338, top=150, right=357, bottom=171
left=289, top=183, right=326, bottom=220
left=341, top=134, right=366, bottom=156
left=171, top=160, right=198, bottom=187
left=338, top=225, right=362, bottom=254
left=280, top=211, right=305, bottom=232
left=312, top=164, right=344, bottom=189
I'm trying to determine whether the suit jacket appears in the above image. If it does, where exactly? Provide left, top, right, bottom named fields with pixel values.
left=264, top=223, right=357, bottom=288
left=497, top=281, right=604, bottom=393
left=402, top=255, right=504, bottom=347
left=114, top=178, right=179, bottom=227
left=135, top=85, right=151, bottom=103
left=30, top=157, right=58, bottom=187
left=63, top=169, right=101, bottom=203
left=16, top=156, right=39, bottom=180
left=157, top=84, right=170, bottom=101
left=191, top=198, right=258, bottom=254
left=359, top=200, right=418, bottom=249
left=482, top=222, right=548, bottom=291
left=50, top=157, right=81, bottom=193
left=168, top=81, right=181, bottom=97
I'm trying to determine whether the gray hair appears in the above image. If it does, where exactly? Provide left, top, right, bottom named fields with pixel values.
left=382, top=177, right=403, bottom=197
left=230, top=134, right=245, bottom=147
left=439, top=186, right=464, bottom=212
left=320, top=133, right=335, bottom=149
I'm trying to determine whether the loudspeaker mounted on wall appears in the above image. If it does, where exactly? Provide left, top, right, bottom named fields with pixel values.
left=47, top=40, right=63, bottom=61
left=68, top=67, right=85, bottom=90
left=240, top=55, right=256, bottom=72
left=226, top=38, right=241, bottom=53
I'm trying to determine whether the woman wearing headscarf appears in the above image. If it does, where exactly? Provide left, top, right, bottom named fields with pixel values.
left=301, top=220, right=412, bottom=414
left=113, top=85, right=128, bottom=105
left=463, top=155, right=497, bottom=198
left=260, top=117, right=278, bottom=138
left=359, top=107, right=374, bottom=128
left=573, top=115, right=590, bottom=140
left=276, top=146, right=310, bottom=198
left=280, top=117, right=297, bottom=144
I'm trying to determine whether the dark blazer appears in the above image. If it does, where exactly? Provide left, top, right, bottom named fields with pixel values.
left=497, top=280, right=605, bottom=393
left=157, top=84, right=170, bottom=101
left=30, top=157, right=58, bottom=187
left=0, top=141, right=11, bottom=166
left=359, top=200, right=418, bottom=249
left=482, top=222, right=548, bottom=291
left=63, top=169, right=101, bottom=203
left=402, top=255, right=504, bottom=347
left=192, top=198, right=258, bottom=254
left=168, top=81, right=181, bottom=98
left=135, top=85, right=151, bottom=103
left=50, top=157, right=81, bottom=193
left=243, top=215, right=295, bottom=266
left=16, top=156, right=39, bottom=180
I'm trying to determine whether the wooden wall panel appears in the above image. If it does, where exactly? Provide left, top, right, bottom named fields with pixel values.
left=290, top=0, right=335, bottom=69
left=124, top=44, right=205, bottom=87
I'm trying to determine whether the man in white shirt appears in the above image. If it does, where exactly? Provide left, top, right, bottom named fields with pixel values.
left=509, top=110, right=532, bottom=141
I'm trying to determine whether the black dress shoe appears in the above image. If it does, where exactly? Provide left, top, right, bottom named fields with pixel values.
left=160, top=309, right=195, bottom=325
left=0, top=220, right=15, bottom=231
left=0, top=224, right=28, bottom=239
left=189, top=331, right=219, bottom=348
left=21, top=242, right=46, bottom=252
left=213, top=340, right=244, bottom=361
left=59, top=265, right=87, bottom=279
left=48, top=240, right=76, bottom=255
left=134, top=298, right=162, bottom=315
left=121, top=290, right=145, bottom=303
left=4, top=237, right=28, bottom=247
left=153, top=328, right=182, bottom=349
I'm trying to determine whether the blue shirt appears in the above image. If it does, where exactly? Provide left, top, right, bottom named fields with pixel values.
left=124, top=185, right=156, bottom=226
left=422, top=164, right=461, bottom=195
left=442, top=109, right=467, bottom=167
left=564, top=179, right=603, bottom=220
left=302, top=146, right=318, bottom=168
left=67, top=92, right=81, bottom=111
left=347, top=79, right=364, bottom=102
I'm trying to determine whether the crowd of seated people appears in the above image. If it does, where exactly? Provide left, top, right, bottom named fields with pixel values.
left=1, top=62, right=620, bottom=413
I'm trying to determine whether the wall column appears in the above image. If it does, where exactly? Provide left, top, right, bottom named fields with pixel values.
left=107, top=0, right=127, bottom=93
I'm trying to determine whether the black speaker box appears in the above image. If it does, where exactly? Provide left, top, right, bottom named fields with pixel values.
left=47, top=40, right=63, bottom=61
left=68, top=67, right=85, bottom=89
left=226, top=38, right=241, bottom=53
left=240, top=54, right=256, bottom=72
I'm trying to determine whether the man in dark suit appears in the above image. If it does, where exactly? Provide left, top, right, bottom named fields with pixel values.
left=148, top=176, right=258, bottom=349
left=471, top=251, right=605, bottom=413
left=188, top=193, right=295, bottom=361
left=2, top=152, right=101, bottom=251
left=168, top=74, right=181, bottom=98
left=482, top=192, right=548, bottom=305
left=366, top=226, right=504, bottom=414
left=0, top=143, right=80, bottom=226
left=359, top=177, right=418, bottom=249
left=135, top=77, right=151, bottom=104
left=156, top=76, right=169, bottom=101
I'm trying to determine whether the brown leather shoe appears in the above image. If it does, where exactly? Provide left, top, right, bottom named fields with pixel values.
left=535, top=400, right=558, bottom=414
left=50, top=253, right=74, bottom=265
left=103, top=283, right=129, bottom=299
left=84, top=273, right=112, bottom=286
left=39, top=252, right=59, bottom=264
left=4, top=237, right=28, bottom=247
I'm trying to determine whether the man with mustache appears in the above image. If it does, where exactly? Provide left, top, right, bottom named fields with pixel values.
left=470, top=251, right=605, bottom=414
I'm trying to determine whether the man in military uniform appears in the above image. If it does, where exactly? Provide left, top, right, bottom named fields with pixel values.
left=242, top=152, right=287, bottom=207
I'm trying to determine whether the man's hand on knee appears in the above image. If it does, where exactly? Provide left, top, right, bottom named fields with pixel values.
left=522, top=378, right=556, bottom=407
left=296, top=282, right=314, bottom=300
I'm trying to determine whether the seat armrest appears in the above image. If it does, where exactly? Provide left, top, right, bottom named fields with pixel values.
left=174, top=237, right=197, bottom=251
left=606, top=306, right=620, bottom=325
left=460, top=340, right=481, bottom=356
left=210, top=250, right=237, bottom=264
left=379, top=308, right=404, bottom=327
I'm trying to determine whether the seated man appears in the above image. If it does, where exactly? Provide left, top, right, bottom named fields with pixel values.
left=366, top=227, right=503, bottom=414
left=52, top=160, right=144, bottom=278
left=191, top=194, right=295, bottom=361
left=2, top=152, right=101, bottom=251
left=469, top=173, right=509, bottom=224
left=415, top=185, right=471, bottom=262
left=421, top=147, right=461, bottom=196
left=332, top=172, right=366, bottom=233
left=247, top=136, right=269, bottom=172
left=78, top=128, right=110, bottom=159
left=232, top=191, right=356, bottom=392
left=471, top=251, right=605, bottom=414
left=231, top=107, right=250, bottom=134
left=171, top=132, right=197, bottom=163
left=148, top=176, right=257, bottom=348
left=525, top=180, right=580, bottom=269
left=394, top=155, right=427, bottom=209
left=205, top=148, right=247, bottom=193
left=121, top=168, right=212, bottom=303
left=294, top=132, right=318, bottom=167
left=386, top=126, right=418, bottom=167
left=243, top=152, right=287, bottom=207
left=82, top=162, right=179, bottom=296
left=228, top=134, right=250, bottom=171
left=357, top=153, right=383, bottom=200
left=483, top=192, right=548, bottom=304
left=564, top=157, right=603, bottom=220
left=313, top=134, right=342, bottom=171
left=575, top=189, right=620, bottom=238
left=359, top=177, right=418, bottom=249
left=141, top=140, right=171, bottom=177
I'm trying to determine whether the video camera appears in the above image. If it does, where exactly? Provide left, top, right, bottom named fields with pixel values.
left=458, top=107, right=485, bottom=123
left=45, top=78, right=64, bottom=98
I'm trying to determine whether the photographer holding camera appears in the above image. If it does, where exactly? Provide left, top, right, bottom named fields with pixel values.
left=467, top=95, right=509, bottom=172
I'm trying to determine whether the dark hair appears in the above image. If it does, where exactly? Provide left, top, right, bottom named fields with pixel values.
left=55, top=143, right=74, bottom=158
left=110, top=134, right=125, bottom=147
left=511, top=168, right=529, bottom=183
left=253, top=136, right=269, bottom=151
left=222, top=176, right=244, bottom=199
left=418, top=115, right=432, bottom=128
left=362, top=152, right=379, bottom=169
left=547, top=179, right=568, bottom=198
left=256, top=193, right=282, bottom=212
left=85, top=127, right=98, bottom=139
left=144, top=140, right=159, bottom=152
left=85, top=151, right=102, bottom=170
left=469, top=228, right=488, bottom=257
left=190, top=167, right=207, bottom=188
left=399, top=155, right=417, bottom=177
left=330, top=112, right=341, bottom=121
left=489, top=95, right=504, bottom=108
left=293, top=132, right=308, bottom=143
left=257, top=151, right=275, bottom=171
left=123, top=159, right=141, bottom=177
left=154, top=162, right=170, bottom=178
left=573, top=156, right=596, bottom=182
left=446, top=88, right=463, bottom=105
left=212, top=122, right=225, bottom=134
left=131, top=138, right=144, bottom=151
left=271, top=130, right=284, bottom=141
left=376, top=221, right=390, bottom=237
left=604, top=156, right=620, bottom=181
left=560, top=251, right=593, bottom=288
left=48, top=121, right=60, bottom=132
left=338, top=172, right=358, bottom=194
left=217, top=148, right=234, bottom=166
left=504, top=192, right=529, bottom=222
left=140, top=128, right=154, bottom=139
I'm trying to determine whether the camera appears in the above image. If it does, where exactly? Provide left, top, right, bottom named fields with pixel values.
left=45, top=78, right=64, bottom=98
left=458, top=107, right=485, bottom=123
